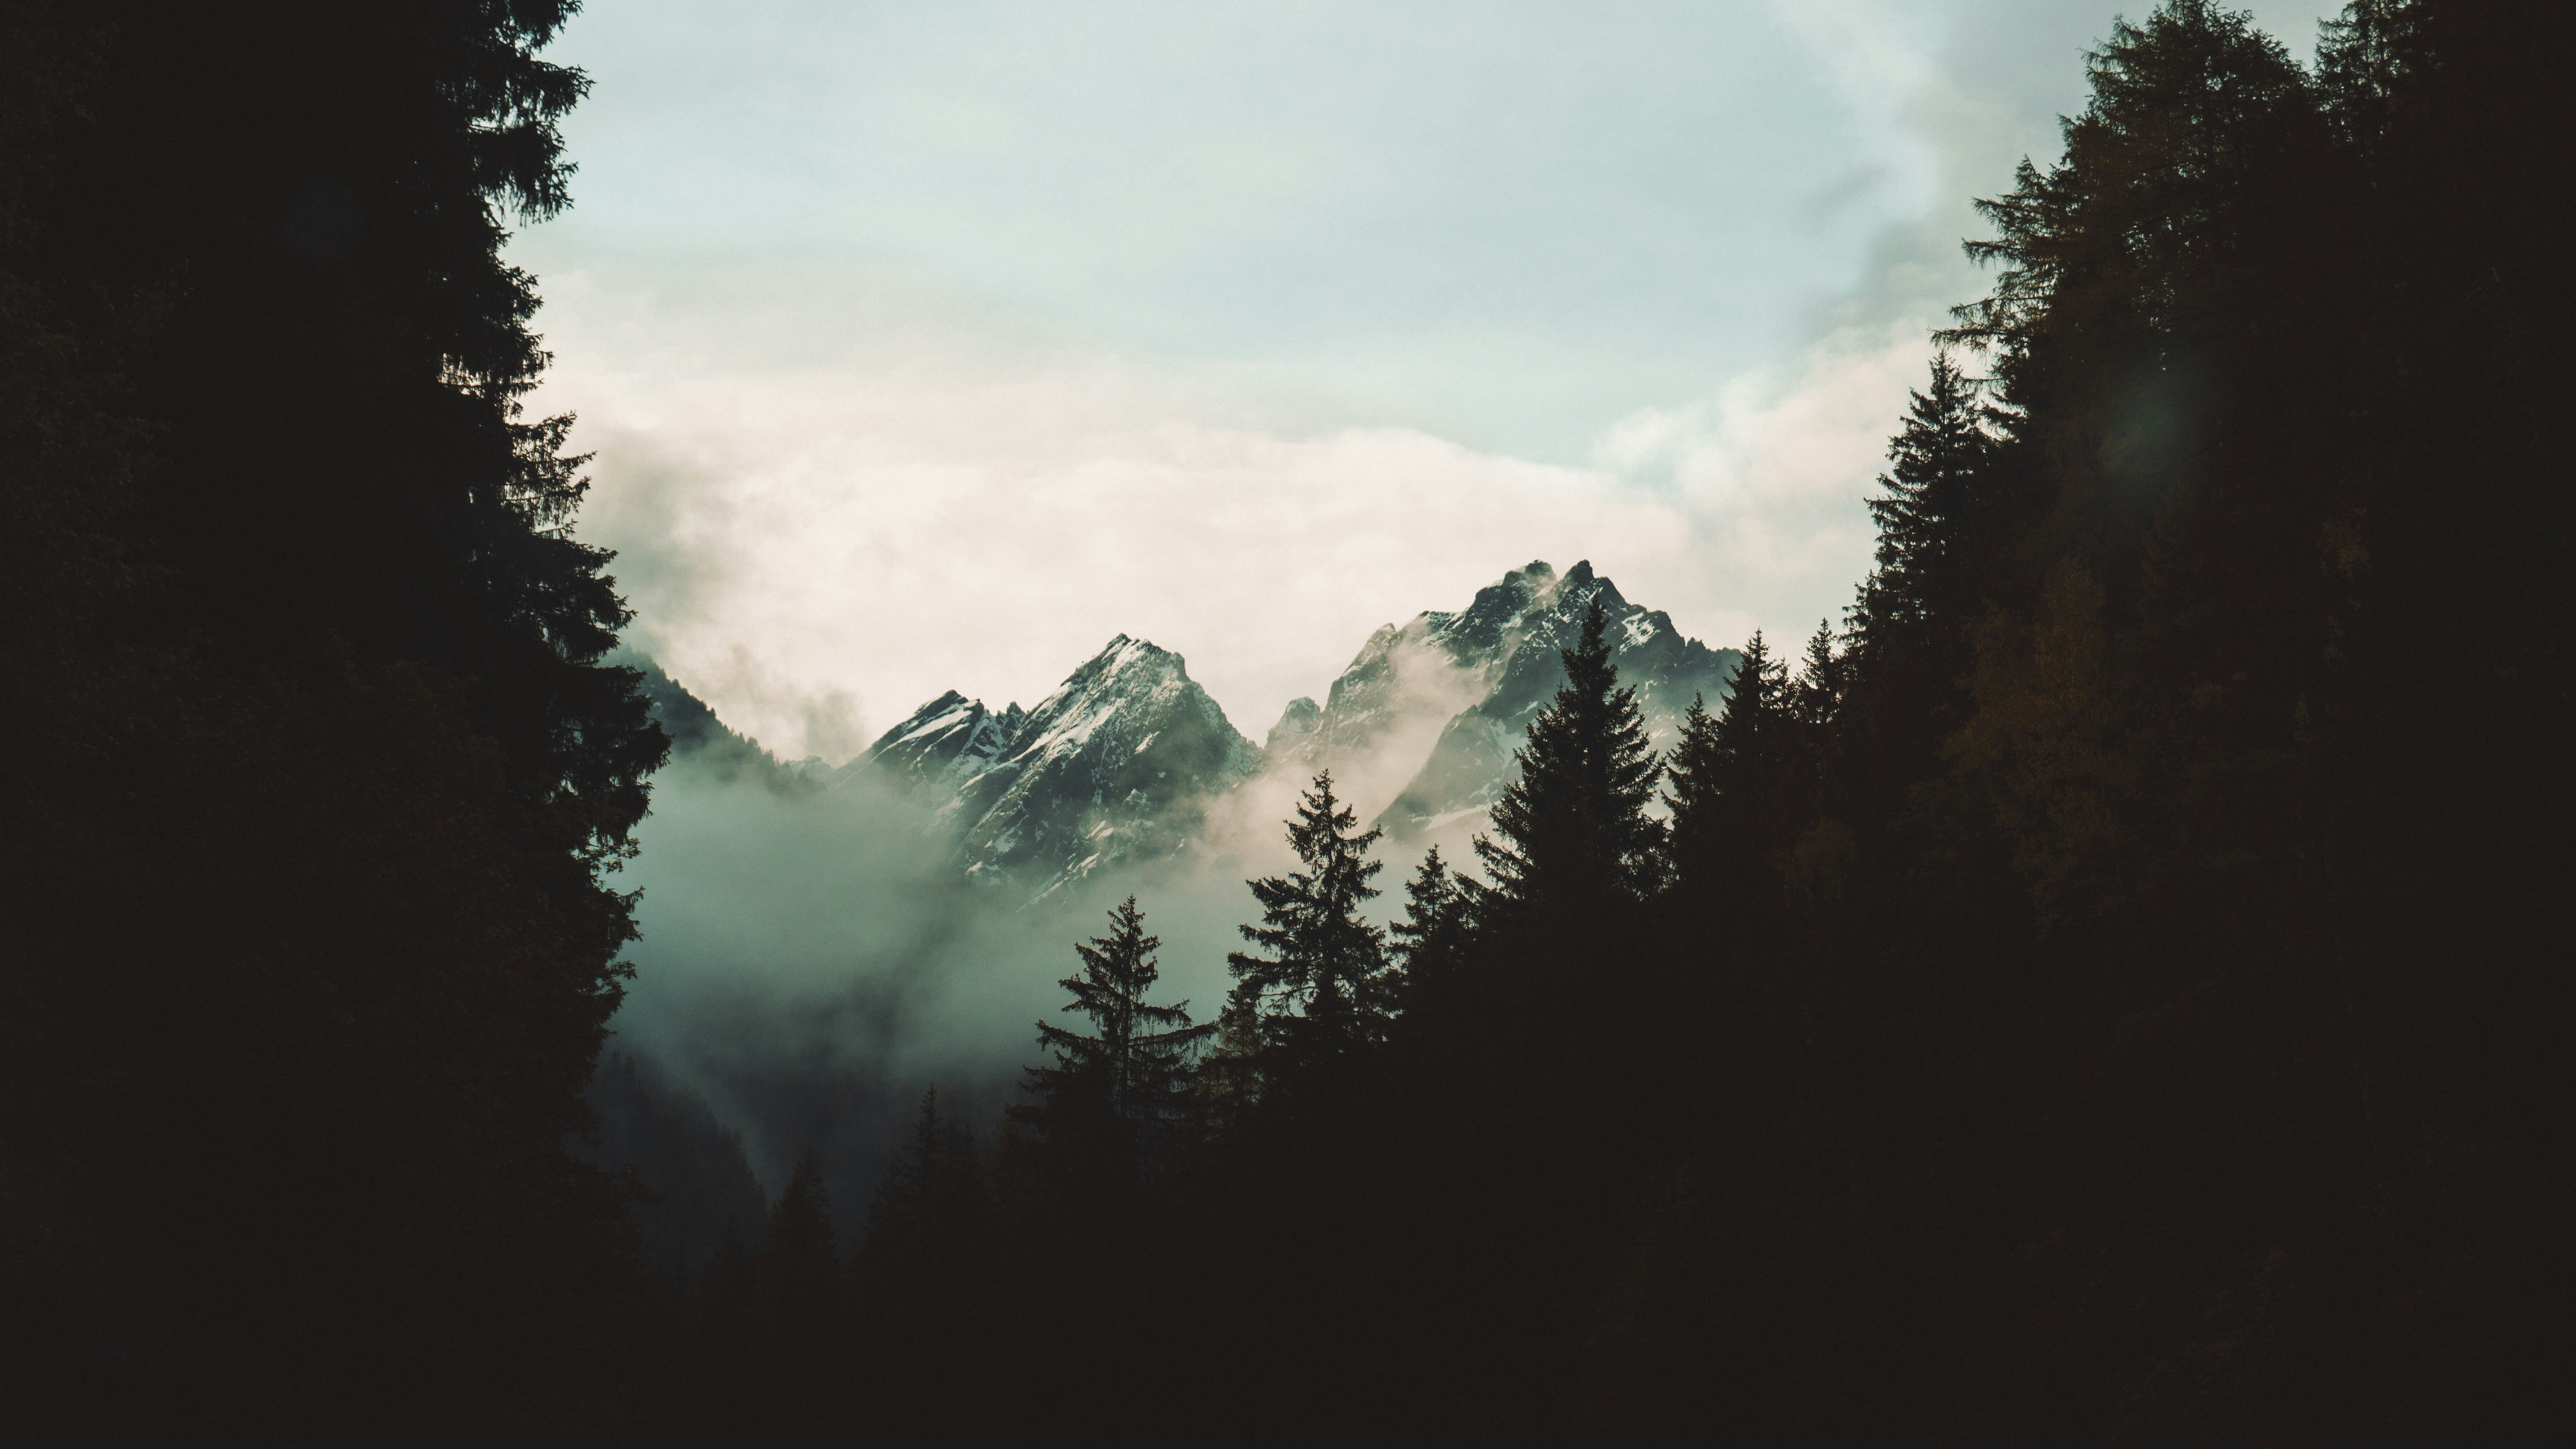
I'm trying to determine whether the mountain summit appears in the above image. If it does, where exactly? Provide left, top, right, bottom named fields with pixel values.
left=638, top=560, right=1741, bottom=897
left=851, top=635, right=1261, bottom=898
left=1273, top=560, right=1741, bottom=837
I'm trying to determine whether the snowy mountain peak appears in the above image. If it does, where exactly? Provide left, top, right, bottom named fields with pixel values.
left=1267, top=696, right=1323, bottom=753
left=1266, top=559, right=1740, bottom=840
left=785, top=558, right=1740, bottom=894
left=864, top=689, right=1020, bottom=790
left=849, top=634, right=1258, bottom=899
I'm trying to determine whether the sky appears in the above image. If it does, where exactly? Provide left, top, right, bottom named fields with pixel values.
left=517, top=0, right=2346, bottom=762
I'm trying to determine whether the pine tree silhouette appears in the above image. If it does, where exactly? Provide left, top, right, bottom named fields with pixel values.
left=1850, top=354, right=1988, bottom=651
left=1664, top=631, right=1798, bottom=959
left=1388, top=846, right=1470, bottom=1006
left=1794, top=621, right=1843, bottom=731
left=1474, top=598, right=1667, bottom=921
left=1223, top=771, right=1391, bottom=1077
left=1016, top=897, right=1213, bottom=1158
left=755, top=1149, right=840, bottom=1316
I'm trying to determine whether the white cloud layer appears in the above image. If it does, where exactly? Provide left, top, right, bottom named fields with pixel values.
left=525, top=0, right=2350, bottom=762
left=548, top=270, right=1928, bottom=760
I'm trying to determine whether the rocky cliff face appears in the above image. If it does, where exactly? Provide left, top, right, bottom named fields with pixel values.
left=1270, top=560, right=1741, bottom=838
left=849, top=636, right=1261, bottom=900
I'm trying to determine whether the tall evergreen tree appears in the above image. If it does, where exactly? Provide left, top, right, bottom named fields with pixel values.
left=852, top=1091, right=987, bottom=1346
left=755, top=1150, right=840, bottom=1319
left=1016, top=897, right=1213, bottom=1152
left=1663, top=631, right=1797, bottom=943
left=0, top=4, right=664, bottom=1436
left=1222, top=771, right=1392, bottom=1071
left=1388, top=846, right=1470, bottom=1006
left=1474, top=599, right=1667, bottom=919
left=1834, top=353, right=1995, bottom=834
left=1660, top=694, right=1727, bottom=898
left=1850, top=353, right=1988, bottom=654
left=849, top=1091, right=993, bottom=1440
left=1792, top=621, right=1844, bottom=731
left=1670, top=632, right=1786, bottom=835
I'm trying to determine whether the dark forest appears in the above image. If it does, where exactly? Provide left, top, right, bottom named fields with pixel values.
left=3, top=0, right=2570, bottom=1442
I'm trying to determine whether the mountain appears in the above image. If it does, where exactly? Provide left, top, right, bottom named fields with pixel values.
left=640, top=560, right=1740, bottom=895
left=1268, top=560, right=1741, bottom=838
left=620, top=650, right=821, bottom=795
left=849, top=635, right=1261, bottom=899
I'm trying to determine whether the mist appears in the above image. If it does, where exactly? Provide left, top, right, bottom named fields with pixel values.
left=607, top=709, right=1449, bottom=1223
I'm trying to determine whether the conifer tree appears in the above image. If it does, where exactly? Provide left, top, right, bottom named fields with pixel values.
left=1850, top=353, right=1987, bottom=656
left=1835, top=353, right=1991, bottom=822
left=1016, top=897, right=1213, bottom=1151
left=1711, top=630, right=1791, bottom=816
left=853, top=1090, right=987, bottom=1343
left=755, top=1149, right=840, bottom=1313
left=1223, top=772, right=1391, bottom=1067
left=861, top=1091, right=982, bottom=1266
left=1787, top=621, right=1845, bottom=821
left=851, top=1091, right=990, bottom=1437
left=1197, top=993, right=1269, bottom=1142
left=1793, top=621, right=1843, bottom=732
left=0, top=5, right=664, bottom=1433
left=1661, top=695, right=1726, bottom=896
left=1475, top=599, right=1667, bottom=919
left=1388, top=846, right=1471, bottom=1003
left=1665, top=632, right=1795, bottom=906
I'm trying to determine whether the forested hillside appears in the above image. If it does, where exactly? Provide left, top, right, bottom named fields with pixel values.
left=1, top=0, right=663, bottom=1438
left=5, top=0, right=2567, bottom=1444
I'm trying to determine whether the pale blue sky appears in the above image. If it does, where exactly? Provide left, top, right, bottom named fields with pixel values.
left=534, top=0, right=1901, bottom=458
left=518, top=0, right=2346, bottom=753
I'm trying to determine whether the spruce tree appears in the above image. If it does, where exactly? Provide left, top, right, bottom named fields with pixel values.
left=1794, top=621, right=1843, bottom=731
left=1787, top=621, right=1845, bottom=829
left=1475, top=599, right=1667, bottom=920
left=1665, top=631, right=1792, bottom=909
left=1223, top=771, right=1391, bottom=1069
left=851, top=1091, right=990, bottom=1437
left=1832, top=353, right=1994, bottom=853
left=1850, top=353, right=1987, bottom=656
left=755, top=1149, right=840, bottom=1312
left=861, top=1091, right=982, bottom=1265
left=1388, top=846, right=1471, bottom=1004
left=0, top=4, right=664, bottom=1433
left=853, top=1090, right=987, bottom=1339
left=1661, top=694, right=1725, bottom=898
left=1016, top=897, right=1213, bottom=1151
left=1709, top=631, right=1790, bottom=826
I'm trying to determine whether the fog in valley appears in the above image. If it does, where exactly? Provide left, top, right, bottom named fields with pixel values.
left=599, top=634, right=1493, bottom=1242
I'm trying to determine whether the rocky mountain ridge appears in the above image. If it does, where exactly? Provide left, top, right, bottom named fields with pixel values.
left=638, top=560, right=1742, bottom=900
left=847, top=635, right=1261, bottom=900
left=1270, top=560, right=1741, bottom=836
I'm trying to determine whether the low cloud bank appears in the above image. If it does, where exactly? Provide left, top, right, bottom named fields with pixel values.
left=608, top=738, right=1367, bottom=1220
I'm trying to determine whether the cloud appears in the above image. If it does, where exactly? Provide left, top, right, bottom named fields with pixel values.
left=534, top=3, right=2349, bottom=766
left=612, top=740, right=1325, bottom=1199
left=543, top=258, right=1937, bottom=763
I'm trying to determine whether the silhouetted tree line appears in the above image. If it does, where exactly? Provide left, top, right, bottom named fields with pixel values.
left=7, top=0, right=2569, bottom=1443
left=637, top=3, right=2570, bottom=1441
left=2, top=0, right=664, bottom=1440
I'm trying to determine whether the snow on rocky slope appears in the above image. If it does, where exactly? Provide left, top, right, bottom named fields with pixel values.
left=638, top=560, right=1744, bottom=900
left=1267, top=560, right=1741, bottom=839
left=848, top=635, right=1261, bottom=900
